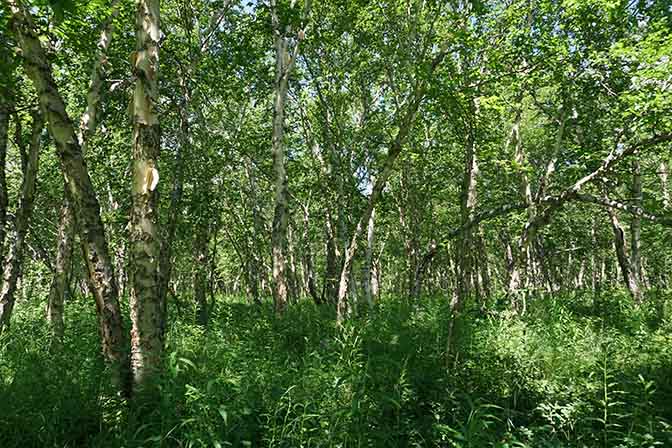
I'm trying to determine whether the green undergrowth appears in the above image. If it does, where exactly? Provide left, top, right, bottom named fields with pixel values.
left=1, top=290, right=671, bottom=447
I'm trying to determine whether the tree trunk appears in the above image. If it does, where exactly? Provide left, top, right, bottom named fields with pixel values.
left=371, top=256, right=381, bottom=299
left=336, top=84, right=426, bottom=324
left=9, top=0, right=130, bottom=395
left=660, top=160, right=670, bottom=209
left=475, top=231, right=491, bottom=300
left=270, top=1, right=294, bottom=313
left=591, top=218, right=598, bottom=291
left=0, top=102, right=9, bottom=260
left=576, top=259, right=586, bottom=288
left=0, top=110, right=42, bottom=333
left=324, top=211, right=339, bottom=303
left=608, top=209, right=641, bottom=303
left=78, top=0, right=120, bottom=149
left=157, top=77, right=187, bottom=312
left=301, top=202, right=321, bottom=304
left=509, top=110, right=566, bottom=299
left=303, top=122, right=339, bottom=304
left=128, top=0, right=163, bottom=393
left=456, top=113, right=479, bottom=309
left=362, top=207, right=376, bottom=308
left=398, top=171, right=420, bottom=297
left=510, top=104, right=534, bottom=294
left=194, top=218, right=210, bottom=326
left=208, top=226, right=220, bottom=309
left=46, top=0, right=120, bottom=344
left=630, top=160, right=643, bottom=286
left=269, top=0, right=309, bottom=313
left=245, top=160, right=264, bottom=304
left=287, top=224, right=300, bottom=301
left=46, top=189, right=75, bottom=343
left=270, top=41, right=290, bottom=313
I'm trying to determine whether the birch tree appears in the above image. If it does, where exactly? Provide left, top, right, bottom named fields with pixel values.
left=0, top=110, right=42, bottom=333
left=128, top=0, right=163, bottom=392
left=269, top=0, right=309, bottom=313
left=8, top=0, right=130, bottom=395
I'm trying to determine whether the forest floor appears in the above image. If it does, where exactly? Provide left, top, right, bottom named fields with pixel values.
left=1, top=291, right=671, bottom=447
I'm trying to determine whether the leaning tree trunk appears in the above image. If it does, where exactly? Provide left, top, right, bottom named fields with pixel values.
left=46, top=0, right=120, bottom=344
left=0, top=111, right=42, bottom=333
left=128, top=0, right=163, bottom=394
left=508, top=109, right=566, bottom=299
left=608, top=208, right=642, bottom=303
left=336, top=85, right=426, bottom=325
left=9, top=0, right=130, bottom=396
left=332, top=42, right=453, bottom=318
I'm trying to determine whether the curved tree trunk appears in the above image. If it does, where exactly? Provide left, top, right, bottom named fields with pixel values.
left=336, top=85, right=426, bottom=324
left=508, top=109, right=566, bottom=300
left=332, top=42, right=452, bottom=320
left=608, top=208, right=641, bottom=303
left=46, top=0, right=120, bottom=344
left=9, top=0, right=130, bottom=396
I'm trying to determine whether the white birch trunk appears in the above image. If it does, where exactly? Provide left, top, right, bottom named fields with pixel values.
left=129, top=0, right=163, bottom=393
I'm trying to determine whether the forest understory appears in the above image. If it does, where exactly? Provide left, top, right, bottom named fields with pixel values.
left=1, top=290, right=672, bottom=447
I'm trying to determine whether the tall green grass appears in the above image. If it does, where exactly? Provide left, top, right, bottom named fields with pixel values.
left=1, top=290, right=671, bottom=447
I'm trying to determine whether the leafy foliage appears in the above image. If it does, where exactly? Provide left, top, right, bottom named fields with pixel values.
left=1, top=292, right=671, bottom=447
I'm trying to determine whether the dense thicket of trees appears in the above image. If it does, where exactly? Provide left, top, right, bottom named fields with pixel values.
left=0, top=0, right=671, bottom=445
